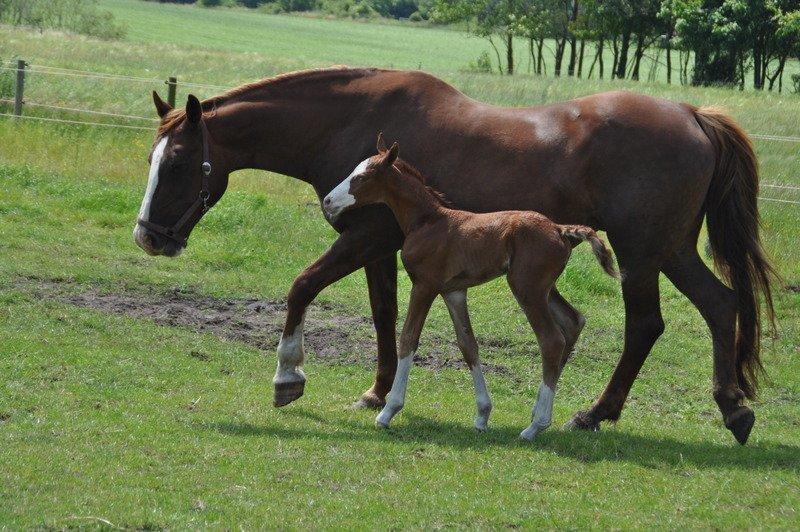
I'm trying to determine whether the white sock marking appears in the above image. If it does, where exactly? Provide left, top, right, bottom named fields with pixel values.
left=520, top=383, right=556, bottom=441
left=471, top=364, right=492, bottom=431
left=376, top=354, right=413, bottom=427
left=274, top=312, right=306, bottom=385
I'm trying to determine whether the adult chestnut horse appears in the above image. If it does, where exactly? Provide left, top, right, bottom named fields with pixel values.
left=134, top=67, right=774, bottom=445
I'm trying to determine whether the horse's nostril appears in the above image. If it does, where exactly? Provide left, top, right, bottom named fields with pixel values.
left=324, top=197, right=331, bottom=206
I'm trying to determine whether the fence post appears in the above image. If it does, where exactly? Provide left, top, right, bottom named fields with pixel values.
left=166, top=76, right=177, bottom=108
left=14, top=59, right=26, bottom=117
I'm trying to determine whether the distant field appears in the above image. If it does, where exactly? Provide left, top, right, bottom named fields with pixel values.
left=97, top=0, right=800, bottom=88
left=0, top=1, right=799, bottom=528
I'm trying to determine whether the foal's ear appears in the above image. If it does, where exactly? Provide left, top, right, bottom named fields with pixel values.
left=376, top=132, right=388, bottom=153
left=152, top=91, right=172, bottom=119
left=186, top=94, right=202, bottom=124
left=384, top=142, right=399, bottom=165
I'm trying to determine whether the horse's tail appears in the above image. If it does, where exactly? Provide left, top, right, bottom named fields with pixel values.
left=692, top=105, right=778, bottom=400
left=559, top=225, right=618, bottom=279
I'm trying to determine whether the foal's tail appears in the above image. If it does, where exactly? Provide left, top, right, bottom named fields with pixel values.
left=559, top=225, right=618, bottom=279
left=692, top=106, right=778, bottom=400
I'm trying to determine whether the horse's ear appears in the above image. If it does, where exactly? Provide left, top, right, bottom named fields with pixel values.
left=385, top=142, right=399, bottom=165
left=186, top=94, right=202, bottom=124
left=376, top=132, right=387, bottom=153
left=152, top=91, right=172, bottom=119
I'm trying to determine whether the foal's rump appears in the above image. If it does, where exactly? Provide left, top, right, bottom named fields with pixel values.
left=558, top=225, right=618, bottom=278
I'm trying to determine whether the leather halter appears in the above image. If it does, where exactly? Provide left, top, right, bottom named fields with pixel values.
left=137, top=119, right=212, bottom=247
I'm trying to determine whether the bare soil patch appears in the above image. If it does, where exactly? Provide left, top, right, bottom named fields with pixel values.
left=15, top=276, right=511, bottom=375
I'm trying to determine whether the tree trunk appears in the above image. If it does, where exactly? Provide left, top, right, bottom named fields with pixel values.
left=615, top=31, right=631, bottom=79
left=611, top=36, right=619, bottom=79
left=554, top=37, right=567, bottom=77
left=666, top=38, right=672, bottom=84
left=506, top=31, right=514, bottom=75
left=567, top=36, right=577, bottom=76
left=537, top=38, right=545, bottom=75
left=753, top=38, right=763, bottom=89
left=577, top=39, right=585, bottom=78
left=598, top=38, right=604, bottom=79
left=630, top=33, right=645, bottom=81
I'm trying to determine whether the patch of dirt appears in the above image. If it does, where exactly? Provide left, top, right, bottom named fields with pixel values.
left=17, top=276, right=511, bottom=375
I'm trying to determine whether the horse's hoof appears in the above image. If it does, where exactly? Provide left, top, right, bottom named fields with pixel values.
left=519, top=423, right=548, bottom=441
left=351, top=390, right=386, bottom=410
left=564, top=410, right=600, bottom=432
left=725, top=407, right=755, bottom=445
left=273, top=380, right=305, bottom=407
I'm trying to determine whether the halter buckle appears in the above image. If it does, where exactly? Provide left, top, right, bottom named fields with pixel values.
left=202, top=161, right=212, bottom=176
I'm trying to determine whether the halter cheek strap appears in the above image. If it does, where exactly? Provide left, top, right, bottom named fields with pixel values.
left=137, top=119, right=213, bottom=247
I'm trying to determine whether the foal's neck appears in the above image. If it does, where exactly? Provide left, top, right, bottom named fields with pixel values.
left=383, top=166, right=447, bottom=235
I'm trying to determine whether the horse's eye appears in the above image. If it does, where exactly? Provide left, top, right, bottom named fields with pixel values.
left=170, top=161, right=187, bottom=173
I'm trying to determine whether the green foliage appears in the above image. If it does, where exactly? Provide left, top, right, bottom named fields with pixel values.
left=464, top=50, right=494, bottom=72
left=0, top=0, right=125, bottom=39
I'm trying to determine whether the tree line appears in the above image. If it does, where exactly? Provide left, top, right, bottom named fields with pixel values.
left=432, top=0, right=800, bottom=91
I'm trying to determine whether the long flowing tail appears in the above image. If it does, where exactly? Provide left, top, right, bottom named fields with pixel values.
left=692, top=106, right=778, bottom=399
left=559, top=225, right=618, bottom=278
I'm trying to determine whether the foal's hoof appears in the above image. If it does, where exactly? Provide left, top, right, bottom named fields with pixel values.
left=273, top=380, right=305, bottom=407
left=725, top=407, right=755, bottom=445
left=351, top=390, right=387, bottom=410
left=564, top=410, right=601, bottom=432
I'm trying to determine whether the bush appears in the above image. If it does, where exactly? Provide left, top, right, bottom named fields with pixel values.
left=0, top=0, right=125, bottom=40
left=463, top=51, right=493, bottom=74
left=792, top=73, right=800, bottom=95
left=408, top=10, right=423, bottom=21
left=199, top=0, right=223, bottom=6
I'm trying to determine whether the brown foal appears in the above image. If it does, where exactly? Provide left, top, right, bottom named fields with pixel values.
left=323, top=136, right=617, bottom=439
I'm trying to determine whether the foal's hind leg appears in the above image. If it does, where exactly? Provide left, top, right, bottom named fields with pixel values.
left=443, top=290, right=492, bottom=431
left=508, top=268, right=567, bottom=440
left=549, top=288, right=586, bottom=368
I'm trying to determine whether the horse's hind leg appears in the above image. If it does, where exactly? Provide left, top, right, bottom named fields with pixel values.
left=549, top=288, right=586, bottom=367
left=443, top=290, right=492, bottom=431
left=508, top=266, right=567, bottom=440
left=662, top=245, right=753, bottom=444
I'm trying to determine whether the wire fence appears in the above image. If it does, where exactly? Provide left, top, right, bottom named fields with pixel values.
left=0, top=61, right=798, bottom=206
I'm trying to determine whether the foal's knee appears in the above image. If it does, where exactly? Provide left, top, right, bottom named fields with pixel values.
left=635, top=311, right=665, bottom=345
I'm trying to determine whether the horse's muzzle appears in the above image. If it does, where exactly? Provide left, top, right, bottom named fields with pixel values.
left=134, top=224, right=183, bottom=257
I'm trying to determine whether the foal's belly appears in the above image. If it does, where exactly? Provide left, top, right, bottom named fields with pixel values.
left=440, top=262, right=509, bottom=293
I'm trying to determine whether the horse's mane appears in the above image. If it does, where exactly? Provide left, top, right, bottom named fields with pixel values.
left=157, top=66, right=379, bottom=137
left=393, top=157, right=451, bottom=207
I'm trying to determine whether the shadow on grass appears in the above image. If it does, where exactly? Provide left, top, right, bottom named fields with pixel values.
left=204, top=409, right=800, bottom=473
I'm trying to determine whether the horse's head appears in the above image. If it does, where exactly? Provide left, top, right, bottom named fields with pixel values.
left=323, top=133, right=398, bottom=222
left=134, top=92, right=229, bottom=257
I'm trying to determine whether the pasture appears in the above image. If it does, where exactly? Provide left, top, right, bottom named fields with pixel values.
left=1, top=1, right=799, bottom=528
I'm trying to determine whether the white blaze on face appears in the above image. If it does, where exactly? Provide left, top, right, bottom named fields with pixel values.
left=323, top=157, right=370, bottom=219
left=138, top=136, right=169, bottom=222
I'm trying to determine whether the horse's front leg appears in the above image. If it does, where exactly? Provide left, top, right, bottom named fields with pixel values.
left=353, top=255, right=399, bottom=409
left=273, top=227, right=394, bottom=407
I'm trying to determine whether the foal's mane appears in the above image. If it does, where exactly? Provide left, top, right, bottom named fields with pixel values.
left=156, top=66, right=379, bottom=137
left=393, top=157, right=451, bottom=207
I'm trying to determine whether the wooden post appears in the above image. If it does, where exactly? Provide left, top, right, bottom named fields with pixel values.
left=13, top=59, right=26, bottom=117
left=166, top=76, right=177, bottom=108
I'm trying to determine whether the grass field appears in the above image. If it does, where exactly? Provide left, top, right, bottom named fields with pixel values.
left=1, top=0, right=799, bottom=528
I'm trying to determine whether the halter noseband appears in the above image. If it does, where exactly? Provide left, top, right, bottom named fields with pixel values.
left=137, top=119, right=213, bottom=247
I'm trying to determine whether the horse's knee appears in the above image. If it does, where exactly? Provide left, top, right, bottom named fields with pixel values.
left=287, top=274, right=317, bottom=309
left=640, top=311, right=665, bottom=343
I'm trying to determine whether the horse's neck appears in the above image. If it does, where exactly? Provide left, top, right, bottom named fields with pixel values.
left=384, top=170, right=446, bottom=235
left=208, top=74, right=371, bottom=183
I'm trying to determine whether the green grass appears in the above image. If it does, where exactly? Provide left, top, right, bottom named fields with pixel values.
left=1, top=1, right=799, bottom=528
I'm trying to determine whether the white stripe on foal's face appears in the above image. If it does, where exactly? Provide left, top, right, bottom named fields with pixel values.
left=322, top=157, right=370, bottom=220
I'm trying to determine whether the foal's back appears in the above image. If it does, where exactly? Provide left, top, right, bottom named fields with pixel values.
left=403, top=208, right=572, bottom=293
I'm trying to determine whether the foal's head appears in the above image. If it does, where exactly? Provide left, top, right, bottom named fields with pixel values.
left=133, top=92, right=230, bottom=257
left=323, top=134, right=399, bottom=221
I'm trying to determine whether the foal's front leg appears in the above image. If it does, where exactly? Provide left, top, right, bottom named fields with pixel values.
left=375, top=285, right=437, bottom=428
left=443, top=290, right=492, bottom=431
